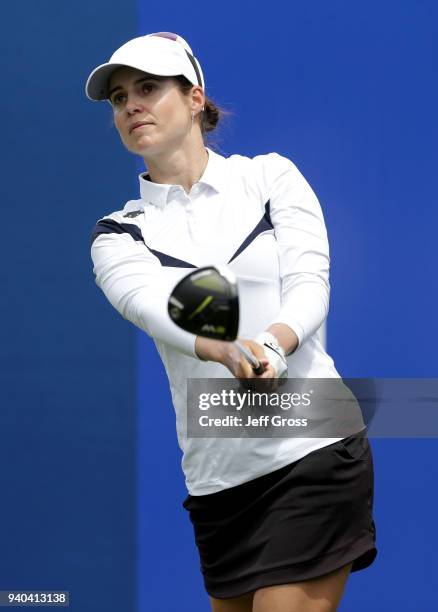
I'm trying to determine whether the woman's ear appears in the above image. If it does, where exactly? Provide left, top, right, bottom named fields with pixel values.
left=191, top=85, right=205, bottom=113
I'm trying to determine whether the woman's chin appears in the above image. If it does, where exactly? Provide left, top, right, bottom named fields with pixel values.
left=127, top=140, right=156, bottom=156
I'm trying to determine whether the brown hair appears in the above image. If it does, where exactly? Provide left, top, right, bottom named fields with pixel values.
left=174, top=75, right=224, bottom=134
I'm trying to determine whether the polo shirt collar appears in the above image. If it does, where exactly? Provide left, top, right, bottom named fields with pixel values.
left=138, top=147, right=226, bottom=208
left=197, top=147, right=226, bottom=193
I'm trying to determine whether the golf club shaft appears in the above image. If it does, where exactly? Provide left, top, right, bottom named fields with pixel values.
left=234, top=340, right=266, bottom=374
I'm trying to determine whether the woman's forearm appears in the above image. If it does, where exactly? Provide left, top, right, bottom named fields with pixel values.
left=267, top=323, right=300, bottom=355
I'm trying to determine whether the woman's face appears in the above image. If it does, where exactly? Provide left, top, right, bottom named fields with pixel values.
left=108, top=66, right=193, bottom=157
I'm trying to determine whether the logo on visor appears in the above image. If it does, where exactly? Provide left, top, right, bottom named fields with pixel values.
left=151, top=32, right=179, bottom=41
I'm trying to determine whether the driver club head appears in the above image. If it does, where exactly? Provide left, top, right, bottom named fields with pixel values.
left=168, top=265, right=239, bottom=341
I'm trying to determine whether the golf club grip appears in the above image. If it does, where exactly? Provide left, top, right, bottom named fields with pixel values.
left=234, top=341, right=266, bottom=374
left=252, top=362, right=266, bottom=375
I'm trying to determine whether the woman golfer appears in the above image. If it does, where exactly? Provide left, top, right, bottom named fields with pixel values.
left=86, top=32, right=376, bottom=612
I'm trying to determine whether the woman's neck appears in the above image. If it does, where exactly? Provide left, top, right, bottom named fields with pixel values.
left=144, top=141, right=209, bottom=194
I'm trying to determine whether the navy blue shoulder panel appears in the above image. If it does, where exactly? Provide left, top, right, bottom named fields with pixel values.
left=228, top=201, right=274, bottom=263
left=91, top=218, right=196, bottom=268
left=91, top=219, right=143, bottom=244
left=148, top=249, right=197, bottom=268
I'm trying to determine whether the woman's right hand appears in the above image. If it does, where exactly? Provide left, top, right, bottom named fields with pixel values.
left=195, top=336, right=275, bottom=381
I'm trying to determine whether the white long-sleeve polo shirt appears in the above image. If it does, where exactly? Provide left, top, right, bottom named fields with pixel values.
left=91, top=148, right=353, bottom=495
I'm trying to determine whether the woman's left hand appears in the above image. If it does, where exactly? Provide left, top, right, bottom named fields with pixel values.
left=234, top=339, right=283, bottom=392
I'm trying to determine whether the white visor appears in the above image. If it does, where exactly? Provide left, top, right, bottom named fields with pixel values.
left=85, top=32, right=205, bottom=100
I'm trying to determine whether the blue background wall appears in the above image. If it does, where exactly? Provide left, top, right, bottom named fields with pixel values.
left=0, top=3, right=137, bottom=611
left=1, top=1, right=437, bottom=611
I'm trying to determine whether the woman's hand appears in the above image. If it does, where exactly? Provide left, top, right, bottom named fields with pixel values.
left=195, top=337, right=279, bottom=388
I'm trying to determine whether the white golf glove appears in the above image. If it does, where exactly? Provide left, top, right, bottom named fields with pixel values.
left=254, top=331, right=288, bottom=379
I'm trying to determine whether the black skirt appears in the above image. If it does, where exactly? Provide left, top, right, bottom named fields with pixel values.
left=182, top=431, right=377, bottom=599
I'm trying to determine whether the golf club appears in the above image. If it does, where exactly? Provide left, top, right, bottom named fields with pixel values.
left=168, top=265, right=265, bottom=374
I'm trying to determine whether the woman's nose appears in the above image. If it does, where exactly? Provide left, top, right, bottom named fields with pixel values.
left=126, top=94, right=144, bottom=115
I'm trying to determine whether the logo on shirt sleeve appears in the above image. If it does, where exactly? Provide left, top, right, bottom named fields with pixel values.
left=123, top=210, right=143, bottom=218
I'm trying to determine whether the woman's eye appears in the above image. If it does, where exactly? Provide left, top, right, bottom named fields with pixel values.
left=111, top=93, right=126, bottom=106
left=142, top=82, right=155, bottom=94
